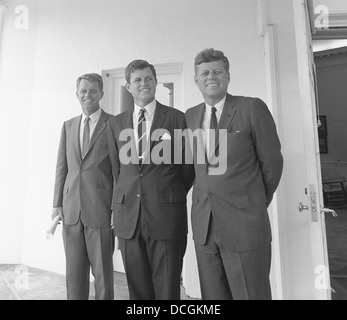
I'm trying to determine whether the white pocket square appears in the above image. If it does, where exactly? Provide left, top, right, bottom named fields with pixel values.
left=161, top=133, right=171, bottom=140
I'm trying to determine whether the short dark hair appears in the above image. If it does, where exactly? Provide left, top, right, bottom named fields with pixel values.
left=76, top=73, right=103, bottom=91
left=125, top=59, right=157, bottom=84
left=194, top=48, right=230, bottom=74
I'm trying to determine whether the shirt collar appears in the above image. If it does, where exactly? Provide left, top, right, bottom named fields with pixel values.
left=205, top=96, right=227, bottom=114
left=134, top=100, right=156, bottom=117
left=82, top=107, right=102, bottom=123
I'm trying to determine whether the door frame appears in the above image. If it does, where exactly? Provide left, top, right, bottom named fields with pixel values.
left=257, top=0, right=332, bottom=300
left=292, top=0, right=331, bottom=300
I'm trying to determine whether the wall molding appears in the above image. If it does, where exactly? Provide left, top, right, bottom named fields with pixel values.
left=0, top=1, right=8, bottom=40
left=314, top=46, right=347, bottom=59
left=321, top=161, right=347, bottom=168
left=315, top=49, right=347, bottom=72
left=256, top=0, right=285, bottom=301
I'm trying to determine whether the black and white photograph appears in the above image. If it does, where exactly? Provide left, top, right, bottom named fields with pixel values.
left=0, top=0, right=347, bottom=303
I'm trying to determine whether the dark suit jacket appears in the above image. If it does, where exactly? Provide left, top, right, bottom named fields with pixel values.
left=108, top=102, right=195, bottom=240
left=185, top=94, right=283, bottom=252
left=53, top=109, right=115, bottom=227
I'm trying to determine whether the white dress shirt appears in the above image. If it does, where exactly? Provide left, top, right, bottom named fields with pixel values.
left=133, top=100, right=156, bottom=154
left=79, top=108, right=102, bottom=154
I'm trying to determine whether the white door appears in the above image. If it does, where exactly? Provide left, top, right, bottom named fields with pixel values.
left=289, top=0, right=334, bottom=299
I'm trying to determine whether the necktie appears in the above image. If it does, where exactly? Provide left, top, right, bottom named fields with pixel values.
left=82, top=116, right=90, bottom=158
left=209, top=106, right=218, bottom=158
left=138, top=108, right=147, bottom=164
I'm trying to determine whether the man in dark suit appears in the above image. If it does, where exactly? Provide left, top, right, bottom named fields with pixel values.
left=52, top=73, right=115, bottom=300
left=108, top=60, right=194, bottom=300
left=185, top=48, right=283, bottom=300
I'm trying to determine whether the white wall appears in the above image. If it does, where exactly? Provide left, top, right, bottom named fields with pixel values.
left=0, top=0, right=267, bottom=297
left=0, top=0, right=39, bottom=264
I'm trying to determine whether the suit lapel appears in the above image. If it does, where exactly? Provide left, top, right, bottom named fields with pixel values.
left=187, top=102, right=207, bottom=164
left=207, top=94, right=237, bottom=163
left=73, top=115, right=82, bottom=160
left=150, top=102, right=167, bottom=145
left=122, top=106, right=134, bottom=131
left=194, top=103, right=205, bottom=130
left=87, top=110, right=108, bottom=154
left=142, top=102, right=167, bottom=165
left=216, top=94, right=237, bottom=144
left=120, top=107, right=139, bottom=168
left=191, top=104, right=207, bottom=165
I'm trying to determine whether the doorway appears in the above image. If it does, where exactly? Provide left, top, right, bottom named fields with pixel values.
left=314, top=46, right=347, bottom=300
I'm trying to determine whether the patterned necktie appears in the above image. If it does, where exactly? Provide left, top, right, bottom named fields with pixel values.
left=138, top=108, right=147, bottom=164
left=82, top=116, right=90, bottom=158
left=209, top=106, right=218, bottom=158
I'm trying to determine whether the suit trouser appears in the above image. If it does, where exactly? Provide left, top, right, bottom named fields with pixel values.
left=195, top=214, right=272, bottom=300
left=62, top=218, right=114, bottom=300
left=119, top=209, right=187, bottom=300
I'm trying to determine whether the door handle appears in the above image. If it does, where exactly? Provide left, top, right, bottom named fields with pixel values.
left=321, top=207, right=338, bottom=218
left=298, top=202, right=338, bottom=217
left=298, top=202, right=309, bottom=212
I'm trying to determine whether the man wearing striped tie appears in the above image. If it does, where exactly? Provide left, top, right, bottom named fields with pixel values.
left=108, top=60, right=195, bottom=300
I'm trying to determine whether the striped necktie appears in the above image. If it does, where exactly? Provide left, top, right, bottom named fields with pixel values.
left=138, top=108, right=147, bottom=164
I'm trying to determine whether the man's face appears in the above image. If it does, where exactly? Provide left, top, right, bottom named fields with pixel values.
left=76, top=79, right=103, bottom=115
left=194, top=60, right=230, bottom=104
left=126, top=67, right=157, bottom=107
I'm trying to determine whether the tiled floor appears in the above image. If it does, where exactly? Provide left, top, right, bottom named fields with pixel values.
left=0, top=264, right=195, bottom=300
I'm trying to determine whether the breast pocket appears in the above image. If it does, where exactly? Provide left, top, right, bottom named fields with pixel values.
left=113, top=193, right=125, bottom=204
left=226, top=131, right=253, bottom=154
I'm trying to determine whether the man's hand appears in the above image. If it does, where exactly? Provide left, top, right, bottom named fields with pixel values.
left=52, top=207, right=63, bottom=221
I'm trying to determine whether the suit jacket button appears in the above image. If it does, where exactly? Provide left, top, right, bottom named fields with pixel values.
left=140, top=173, right=144, bottom=177
left=137, top=194, right=141, bottom=198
